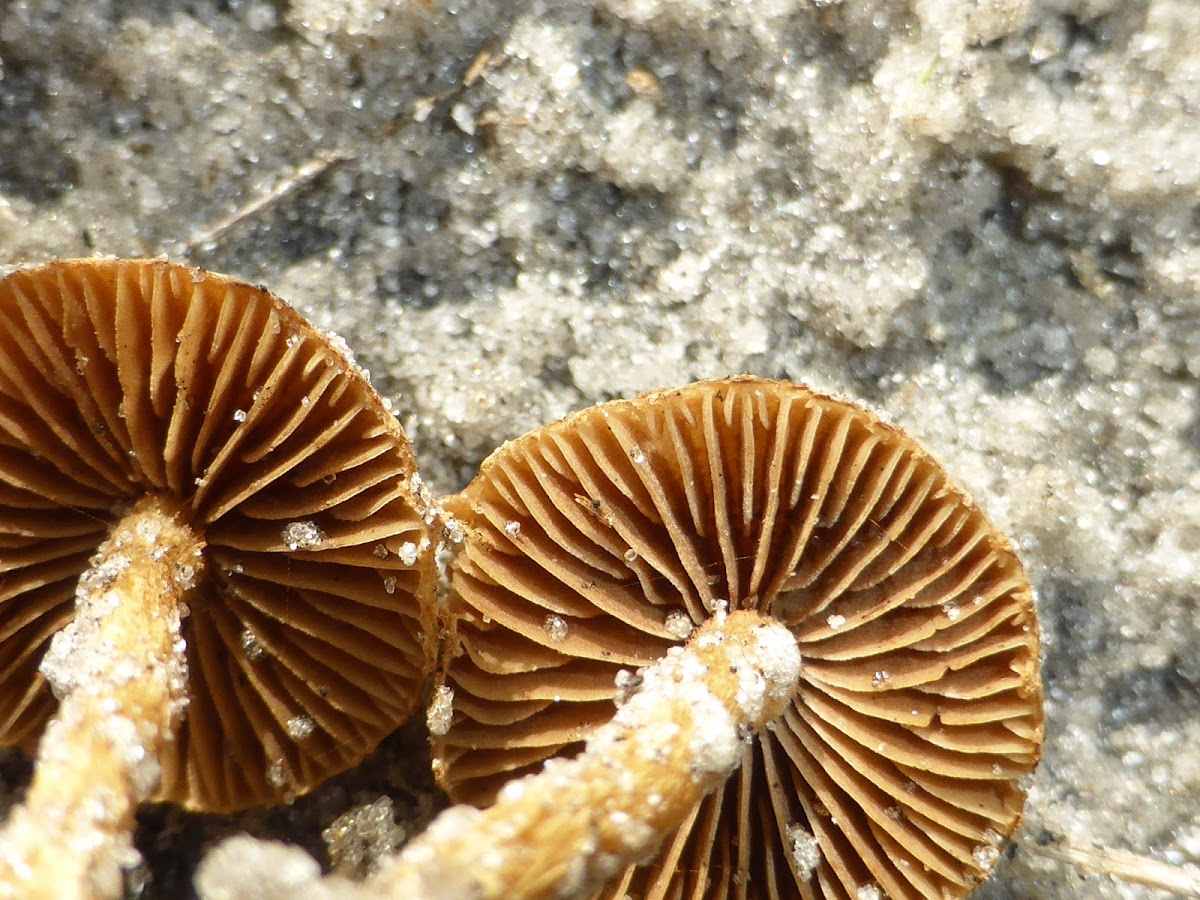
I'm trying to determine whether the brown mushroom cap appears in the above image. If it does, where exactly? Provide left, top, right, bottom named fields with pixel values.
left=434, top=377, right=1043, bottom=899
left=0, top=258, right=436, bottom=813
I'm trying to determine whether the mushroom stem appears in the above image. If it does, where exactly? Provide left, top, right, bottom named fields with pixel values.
left=194, top=610, right=801, bottom=900
left=0, top=496, right=201, bottom=900
left=373, top=609, right=801, bottom=899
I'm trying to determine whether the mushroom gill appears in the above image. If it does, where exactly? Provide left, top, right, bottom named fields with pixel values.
left=434, top=376, right=1043, bottom=900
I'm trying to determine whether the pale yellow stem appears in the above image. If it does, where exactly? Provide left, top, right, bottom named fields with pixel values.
left=194, top=610, right=801, bottom=900
left=0, top=497, right=202, bottom=900
left=369, top=609, right=801, bottom=900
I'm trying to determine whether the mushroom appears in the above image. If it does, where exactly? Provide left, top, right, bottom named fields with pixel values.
left=433, top=376, right=1043, bottom=899
left=0, top=259, right=436, bottom=896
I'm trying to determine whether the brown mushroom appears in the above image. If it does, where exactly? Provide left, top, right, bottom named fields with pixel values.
left=0, top=259, right=436, bottom=895
left=434, top=376, right=1043, bottom=899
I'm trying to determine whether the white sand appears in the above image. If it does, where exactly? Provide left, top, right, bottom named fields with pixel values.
left=1, top=0, right=1198, bottom=896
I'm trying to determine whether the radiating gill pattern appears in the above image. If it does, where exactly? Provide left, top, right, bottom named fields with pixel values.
left=436, top=377, right=1042, bottom=900
left=0, top=259, right=435, bottom=812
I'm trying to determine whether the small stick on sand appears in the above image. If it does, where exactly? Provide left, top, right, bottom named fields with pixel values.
left=177, top=41, right=508, bottom=260
left=179, top=151, right=351, bottom=256
left=1027, top=838, right=1200, bottom=897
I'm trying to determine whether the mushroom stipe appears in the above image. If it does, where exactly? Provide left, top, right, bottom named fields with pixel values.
left=0, top=496, right=197, bottom=897
left=212, top=609, right=804, bottom=900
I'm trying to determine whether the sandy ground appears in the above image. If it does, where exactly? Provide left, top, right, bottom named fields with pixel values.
left=1, top=0, right=1198, bottom=897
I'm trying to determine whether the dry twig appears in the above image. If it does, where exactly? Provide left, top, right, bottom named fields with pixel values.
left=178, top=42, right=507, bottom=259
left=1028, top=837, right=1200, bottom=897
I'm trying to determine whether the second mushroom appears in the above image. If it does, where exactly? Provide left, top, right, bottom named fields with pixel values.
left=434, top=376, right=1043, bottom=900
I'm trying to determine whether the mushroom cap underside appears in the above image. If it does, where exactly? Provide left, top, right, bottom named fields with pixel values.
left=0, top=258, right=436, bottom=813
left=434, top=376, right=1043, bottom=900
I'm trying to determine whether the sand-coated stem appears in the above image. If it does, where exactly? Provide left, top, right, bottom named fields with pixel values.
left=194, top=610, right=802, bottom=900
left=375, top=610, right=801, bottom=899
left=0, top=497, right=201, bottom=899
